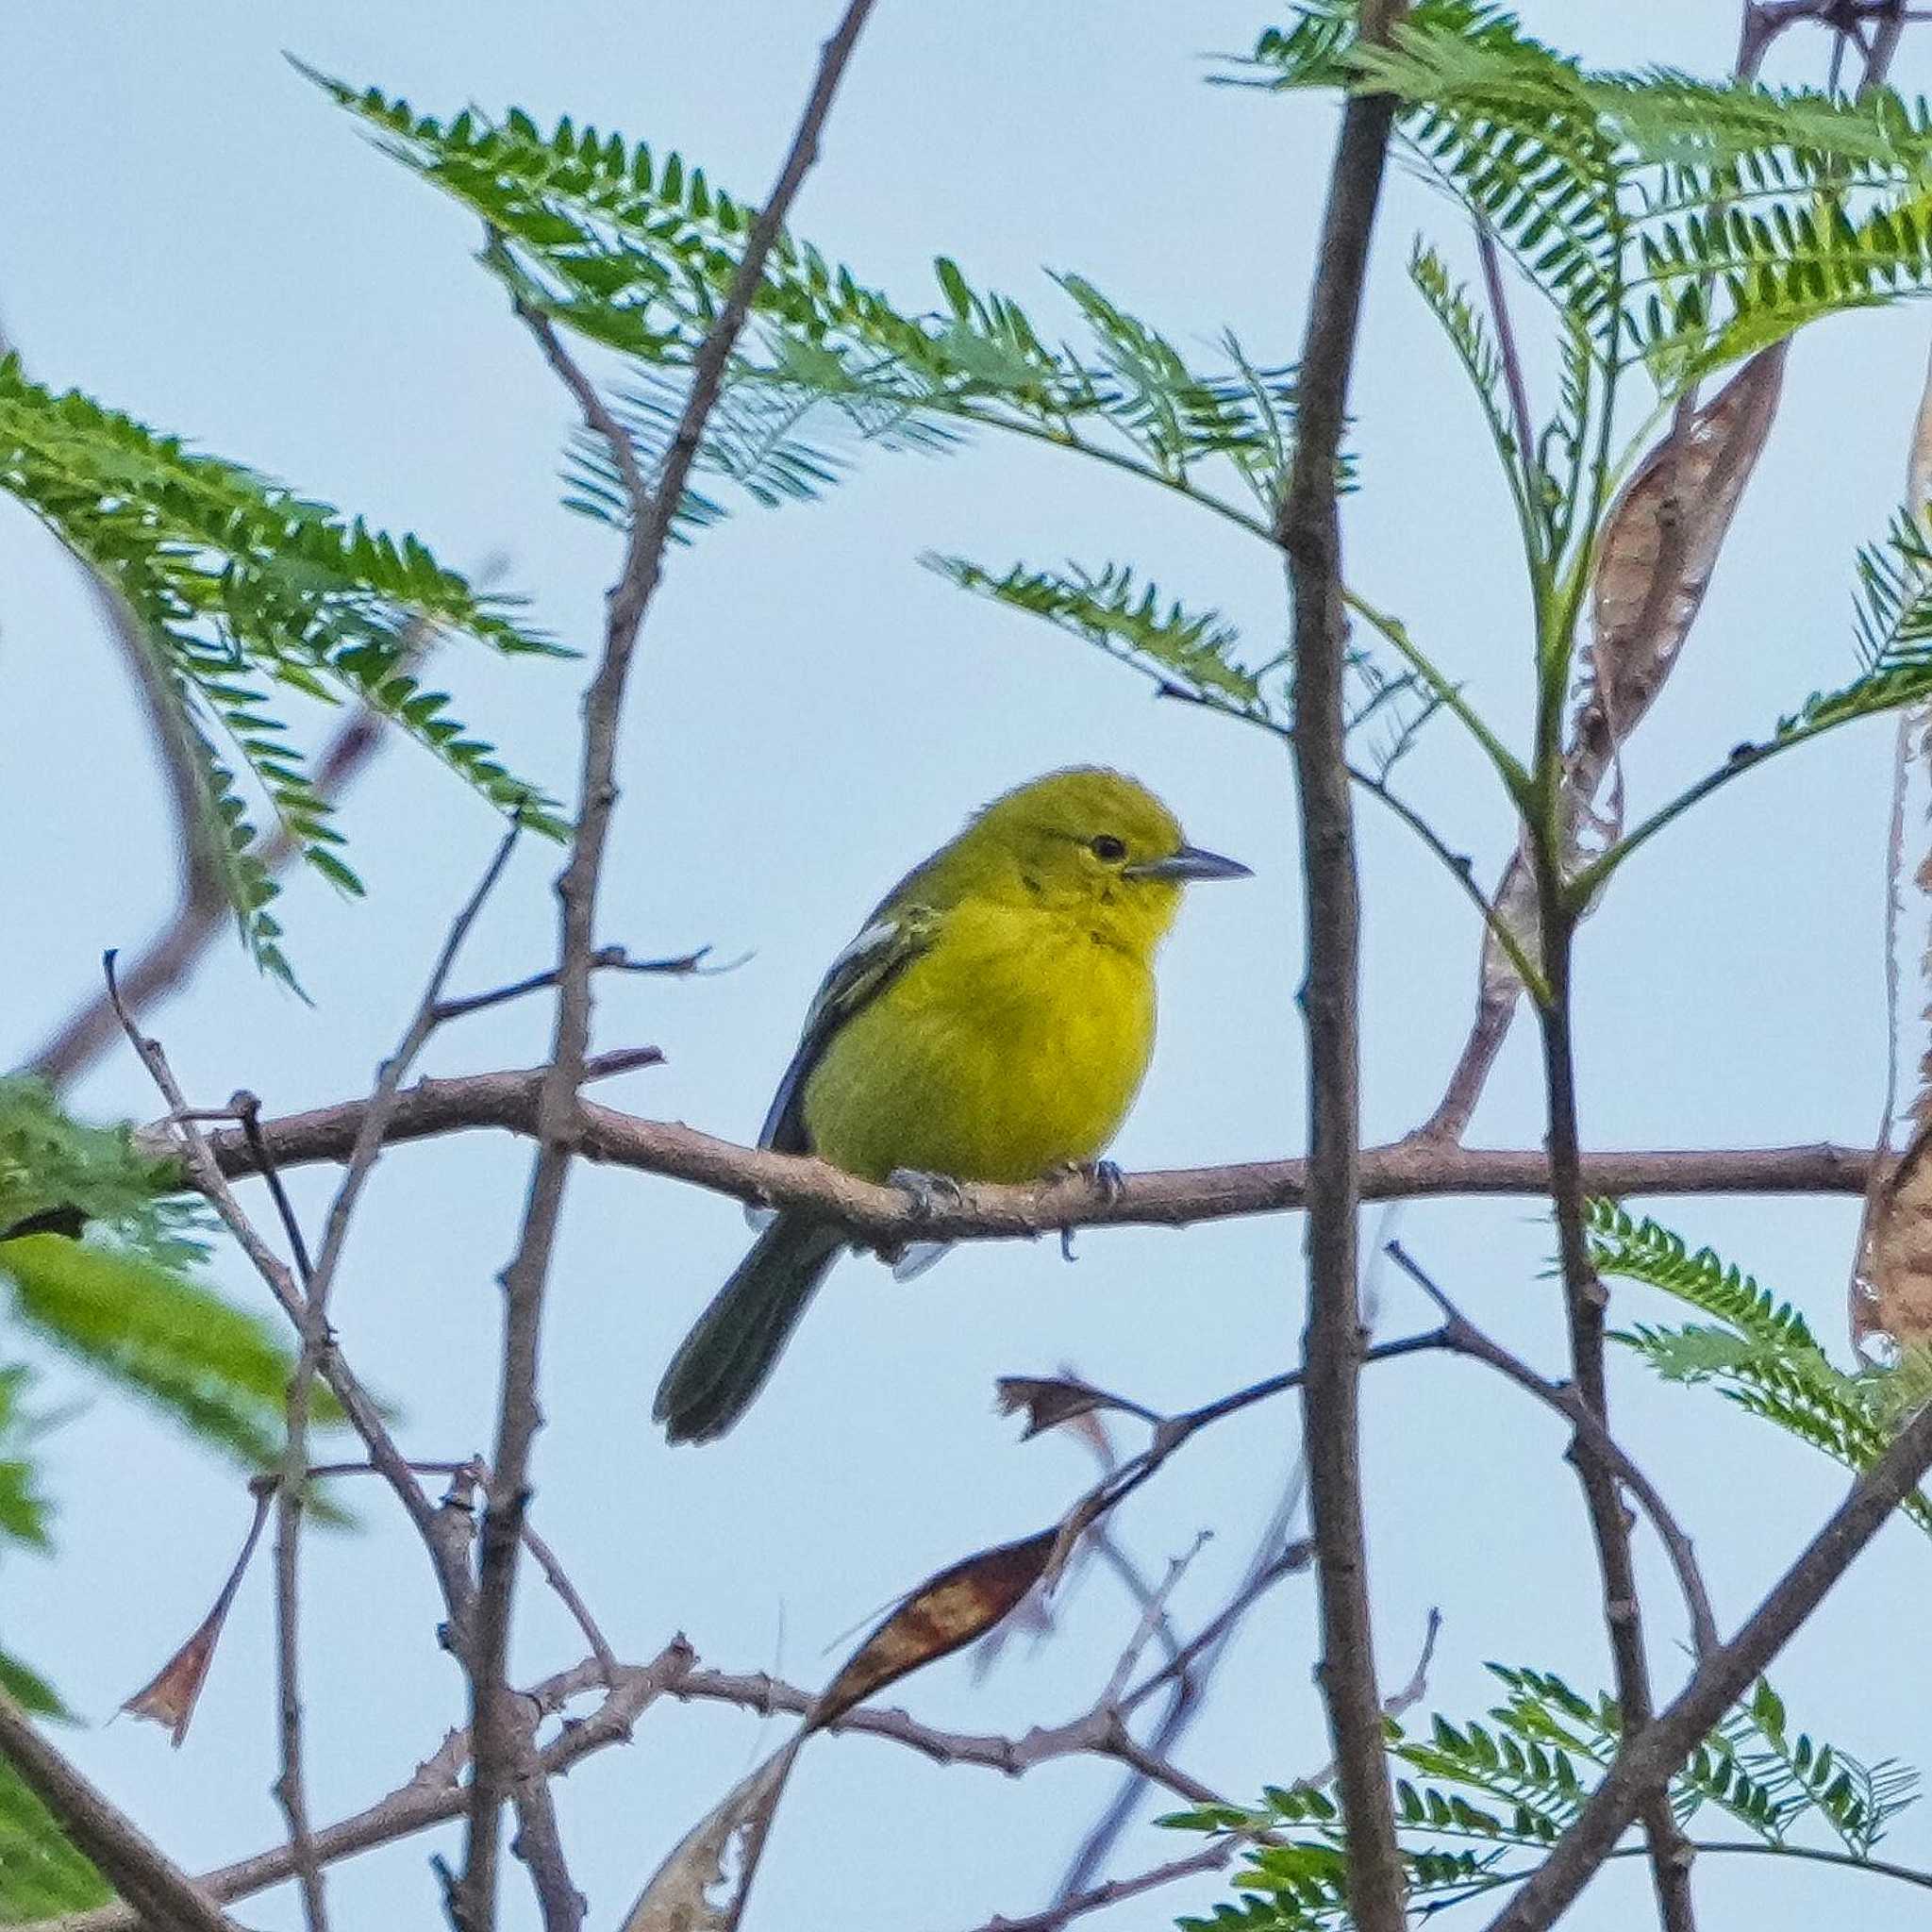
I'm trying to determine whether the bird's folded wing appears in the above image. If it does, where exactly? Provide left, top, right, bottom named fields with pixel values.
left=757, top=903, right=939, bottom=1156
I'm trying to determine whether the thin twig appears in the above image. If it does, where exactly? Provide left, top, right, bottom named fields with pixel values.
left=1475, top=223, right=1538, bottom=488
left=1385, top=1242, right=1721, bottom=1660
left=260, top=824, right=527, bottom=1932
left=1124, top=1539, right=1316, bottom=1715
left=22, top=601, right=463, bottom=1090
left=102, top=955, right=460, bottom=1619
left=1056, top=1459, right=1309, bottom=1903
left=521, top=1519, right=619, bottom=1685
left=428, top=944, right=732, bottom=1024
left=1294, top=1605, right=1442, bottom=1791
left=1003, top=1606, right=1439, bottom=1932
left=1100, top=1530, right=1211, bottom=1706
left=958, top=1846, right=1233, bottom=1932
left=460, top=10, right=879, bottom=1928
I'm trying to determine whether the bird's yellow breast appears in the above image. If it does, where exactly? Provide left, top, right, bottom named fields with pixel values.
left=800, top=897, right=1157, bottom=1186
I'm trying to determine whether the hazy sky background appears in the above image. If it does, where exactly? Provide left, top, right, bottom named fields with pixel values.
left=5, top=5, right=1930, bottom=1928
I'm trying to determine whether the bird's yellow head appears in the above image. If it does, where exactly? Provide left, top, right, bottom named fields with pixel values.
left=941, top=766, right=1250, bottom=955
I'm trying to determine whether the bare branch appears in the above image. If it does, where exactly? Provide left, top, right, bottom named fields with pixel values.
left=460, top=8, right=879, bottom=1927
left=428, top=944, right=732, bottom=1025
left=104, top=958, right=455, bottom=1583
left=160, top=1074, right=1883, bottom=1234
left=1535, top=796, right=1698, bottom=1931
left=951, top=1845, right=1233, bottom=1932
left=1258, top=23, right=1410, bottom=1893
left=1385, top=1243, right=1720, bottom=1660
left=1476, top=223, right=1538, bottom=491
left=0, top=1685, right=245, bottom=1932
left=32, top=1644, right=699, bottom=1932
left=21, top=606, right=455, bottom=1091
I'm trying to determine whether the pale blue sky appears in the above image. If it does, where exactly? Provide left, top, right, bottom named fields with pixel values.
left=3, top=5, right=1928, bottom=1928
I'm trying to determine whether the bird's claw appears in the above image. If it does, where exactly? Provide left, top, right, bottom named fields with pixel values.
left=1054, top=1158, right=1125, bottom=1204
left=1053, top=1160, right=1123, bottom=1263
left=888, top=1167, right=967, bottom=1224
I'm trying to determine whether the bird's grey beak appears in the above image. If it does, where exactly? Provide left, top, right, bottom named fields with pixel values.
left=1124, top=843, right=1253, bottom=883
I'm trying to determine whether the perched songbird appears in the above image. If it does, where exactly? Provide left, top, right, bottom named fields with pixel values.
left=653, top=766, right=1250, bottom=1442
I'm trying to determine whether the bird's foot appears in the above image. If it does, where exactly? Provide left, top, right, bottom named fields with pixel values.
left=888, top=1167, right=967, bottom=1224
left=1053, top=1157, right=1125, bottom=1204
left=1052, top=1159, right=1124, bottom=1263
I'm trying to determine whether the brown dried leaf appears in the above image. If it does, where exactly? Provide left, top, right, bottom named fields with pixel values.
left=618, top=1740, right=800, bottom=1932
left=1855, top=1124, right=1932, bottom=1351
left=123, top=1624, right=221, bottom=1748
left=122, top=1485, right=271, bottom=1747
left=994, top=1374, right=1152, bottom=1442
left=1907, top=340, right=1932, bottom=520
left=1434, top=348, right=1786, bottom=1141
left=1578, top=345, right=1786, bottom=818
left=808, top=1526, right=1062, bottom=1732
left=1855, top=342, right=1932, bottom=1353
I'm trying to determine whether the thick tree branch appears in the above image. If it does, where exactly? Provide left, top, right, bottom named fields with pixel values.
left=158, top=1074, right=1881, bottom=1233
left=458, top=8, right=878, bottom=1927
left=0, top=1686, right=244, bottom=1932
left=1280, top=3, right=1424, bottom=1911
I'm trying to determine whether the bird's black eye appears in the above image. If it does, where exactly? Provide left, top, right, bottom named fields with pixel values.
left=1091, top=834, right=1127, bottom=863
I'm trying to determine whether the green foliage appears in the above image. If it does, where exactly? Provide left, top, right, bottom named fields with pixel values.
left=0, top=1757, right=107, bottom=1924
left=1692, top=1679, right=1921, bottom=1857
left=1243, top=7, right=1932, bottom=387
left=0, top=1079, right=343, bottom=1470
left=1763, top=508, right=1932, bottom=742
left=0, top=1367, right=57, bottom=1718
left=1238, top=1, right=1932, bottom=793
left=558, top=364, right=956, bottom=538
left=1, top=1237, right=335, bottom=1472
left=1587, top=1203, right=1932, bottom=1534
left=924, top=558, right=1269, bottom=719
left=0, top=1076, right=200, bottom=1262
left=1170, top=1667, right=1919, bottom=1928
left=0, top=359, right=564, bottom=982
left=297, top=72, right=1469, bottom=772
left=0, top=1365, right=104, bottom=1927
left=924, top=555, right=1440, bottom=779
left=308, top=71, right=1306, bottom=528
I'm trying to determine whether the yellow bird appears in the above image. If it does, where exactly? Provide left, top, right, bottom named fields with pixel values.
left=653, top=766, right=1250, bottom=1442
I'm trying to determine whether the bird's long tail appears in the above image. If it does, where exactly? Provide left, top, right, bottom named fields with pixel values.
left=653, top=1216, right=845, bottom=1443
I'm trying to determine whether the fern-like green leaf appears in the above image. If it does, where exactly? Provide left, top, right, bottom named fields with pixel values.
left=1243, top=5, right=1932, bottom=391
left=0, top=1236, right=341, bottom=1472
left=308, top=70, right=1306, bottom=528
left=0, top=1081, right=347, bottom=1471
left=1585, top=1202, right=1818, bottom=1348
left=924, top=557, right=1268, bottom=717
left=1589, top=1203, right=1932, bottom=1533
left=0, top=1758, right=108, bottom=1924
left=0, top=359, right=565, bottom=979
left=1170, top=1662, right=1923, bottom=1929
